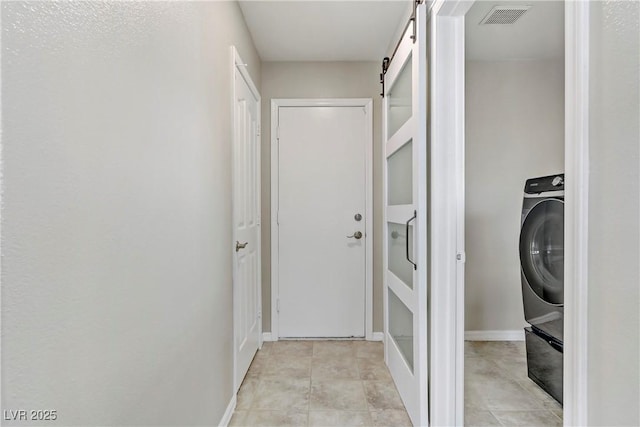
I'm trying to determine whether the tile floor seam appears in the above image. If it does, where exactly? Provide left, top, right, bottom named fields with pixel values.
left=549, top=408, right=563, bottom=423
left=308, top=375, right=312, bottom=414
left=492, top=411, right=509, bottom=427
left=359, top=375, right=369, bottom=418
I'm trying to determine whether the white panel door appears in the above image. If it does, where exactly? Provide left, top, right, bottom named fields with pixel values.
left=232, top=49, right=261, bottom=390
left=277, top=104, right=368, bottom=338
left=383, top=3, right=428, bottom=426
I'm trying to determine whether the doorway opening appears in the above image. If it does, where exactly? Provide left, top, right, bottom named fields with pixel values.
left=429, top=0, right=590, bottom=425
left=463, top=1, right=565, bottom=425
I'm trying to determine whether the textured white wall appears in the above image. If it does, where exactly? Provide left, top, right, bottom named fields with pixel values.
left=260, top=61, right=384, bottom=332
left=587, top=1, right=640, bottom=424
left=1, top=2, right=260, bottom=425
left=465, top=60, right=565, bottom=333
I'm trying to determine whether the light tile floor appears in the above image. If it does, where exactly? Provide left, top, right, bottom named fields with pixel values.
left=230, top=340, right=563, bottom=426
left=465, top=341, right=563, bottom=427
left=230, top=340, right=412, bottom=427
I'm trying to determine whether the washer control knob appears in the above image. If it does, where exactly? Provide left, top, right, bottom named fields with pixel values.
left=552, top=176, right=564, bottom=186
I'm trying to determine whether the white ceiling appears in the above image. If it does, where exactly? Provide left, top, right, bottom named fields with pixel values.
left=465, top=0, right=564, bottom=61
left=238, top=1, right=411, bottom=62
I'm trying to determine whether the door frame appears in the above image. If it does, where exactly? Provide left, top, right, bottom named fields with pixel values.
left=231, top=46, right=262, bottom=392
left=428, top=1, right=590, bottom=426
left=270, top=98, right=374, bottom=341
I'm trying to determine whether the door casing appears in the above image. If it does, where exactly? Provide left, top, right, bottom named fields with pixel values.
left=428, top=0, right=590, bottom=425
left=270, top=98, right=374, bottom=341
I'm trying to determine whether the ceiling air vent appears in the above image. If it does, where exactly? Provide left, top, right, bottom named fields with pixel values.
left=479, top=5, right=531, bottom=25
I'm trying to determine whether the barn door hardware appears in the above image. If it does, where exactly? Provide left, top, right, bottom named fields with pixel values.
left=379, top=0, right=423, bottom=97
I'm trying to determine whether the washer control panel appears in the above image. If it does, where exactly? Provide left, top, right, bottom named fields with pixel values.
left=525, top=174, right=565, bottom=194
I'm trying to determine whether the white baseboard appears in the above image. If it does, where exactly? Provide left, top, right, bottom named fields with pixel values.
left=218, top=394, right=236, bottom=427
left=263, top=332, right=383, bottom=342
left=465, top=330, right=525, bottom=341
left=370, top=332, right=384, bottom=341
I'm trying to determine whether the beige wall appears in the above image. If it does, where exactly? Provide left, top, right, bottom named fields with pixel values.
left=1, top=2, right=260, bottom=425
left=260, top=61, right=384, bottom=332
left=587, top=1, right=639, bottom=424
left=465, top=59, right=565, bottom=332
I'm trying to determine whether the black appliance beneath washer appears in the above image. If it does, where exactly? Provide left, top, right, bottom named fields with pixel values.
left=525, top=326, right=563, bottom=404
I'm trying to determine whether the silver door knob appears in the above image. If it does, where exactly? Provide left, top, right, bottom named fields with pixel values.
left=236, top=241, right=248, bottom=252
left=347, top=231, right=363, bottom=239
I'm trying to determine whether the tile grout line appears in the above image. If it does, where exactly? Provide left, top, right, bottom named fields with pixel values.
left=307, top=371, right=311, bottom=427
left=359, top=370, right=372, bottom=418
left=548, top=407, right=564, bottom=423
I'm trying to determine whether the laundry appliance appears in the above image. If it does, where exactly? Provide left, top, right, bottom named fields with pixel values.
left=519, top=174, right=564, bottom=404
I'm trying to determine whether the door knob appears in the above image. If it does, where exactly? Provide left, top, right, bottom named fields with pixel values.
left=347, top=231, right=363, bottom=239
left=236, top=241, right=248, bottom=252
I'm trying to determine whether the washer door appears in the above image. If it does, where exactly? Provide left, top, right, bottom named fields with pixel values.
left=519, top=199, right=564, bottom=305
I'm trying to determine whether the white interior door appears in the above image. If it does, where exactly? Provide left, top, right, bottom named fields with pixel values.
left=383, top=4, right=428, bottom=426
left=232, top=48, right=261, bottom=391
left=275, top=101, right=371, bottom=338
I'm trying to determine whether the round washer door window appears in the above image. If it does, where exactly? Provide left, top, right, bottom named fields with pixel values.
left=519, top=198, right=564, bottom=305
